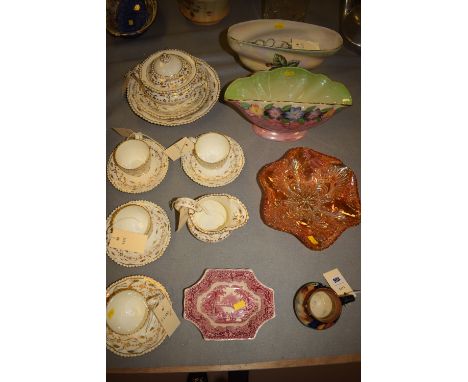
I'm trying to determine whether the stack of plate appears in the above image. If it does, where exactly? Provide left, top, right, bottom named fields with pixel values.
left=126, top=49, right=220, bottom=126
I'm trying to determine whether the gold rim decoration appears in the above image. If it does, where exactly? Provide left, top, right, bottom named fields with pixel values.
left=106, top=200, right=171, bottom=267
left=126, top=56, right=221, bottom=126
left=106, top=275, right=172, bottom=357
left=181, top=136, right=245, bottom=187
left=107, top=136, right=169, bottom=193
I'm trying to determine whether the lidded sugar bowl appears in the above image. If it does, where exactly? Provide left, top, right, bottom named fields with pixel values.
left=126, top=49, right=221, bottom=126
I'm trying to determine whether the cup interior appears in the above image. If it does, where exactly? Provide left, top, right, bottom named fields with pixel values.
left=106, top=289, right=149, bottom=335
left=195, top=133, right=230, bottom=164
left=112, top=204, right=151, bottom=234
left=306, top=288, right=341, bottom=323
left=192, top=199, right=228, bottom=231
left=115, top=139, right=150, bottom=170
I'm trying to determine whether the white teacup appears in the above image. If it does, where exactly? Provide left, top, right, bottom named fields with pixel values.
left=111, top=204, right=152, bottom=235
left=106, top=289, right=149, bottom=335
left=194, top=132, right=231, bottom=169
left=114, top=138, right=151, bottom=176
left=192, top=199, right=228, bottom=232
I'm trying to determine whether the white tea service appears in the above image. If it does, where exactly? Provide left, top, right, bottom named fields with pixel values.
left=106, top=289, right=149, bottom=335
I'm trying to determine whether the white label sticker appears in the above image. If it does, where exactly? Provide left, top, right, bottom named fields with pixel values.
left=323, top=268, right=356, bottom=297
left=153, top=297, right=180, bottom=337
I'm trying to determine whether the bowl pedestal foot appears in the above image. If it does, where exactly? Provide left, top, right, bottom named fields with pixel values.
left=252, top=124, right=307, bottom=142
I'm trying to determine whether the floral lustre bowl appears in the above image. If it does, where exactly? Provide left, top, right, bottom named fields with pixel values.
left=258, top=147, right=360, bottom=251
left=227, top=19, right=342, bottom=72
left=224, top=67, right=352, bottom=141
left=106, top=0, right=157, bottom=37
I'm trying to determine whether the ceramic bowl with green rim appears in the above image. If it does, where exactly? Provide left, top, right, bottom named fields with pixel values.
left=224, top=67, right=352, bottom=141
left=227, top=19, right=343, bottom=72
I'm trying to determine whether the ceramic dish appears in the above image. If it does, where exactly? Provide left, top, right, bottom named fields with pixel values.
left=225, top=67, right=352, bottom=141
left=181, top=136, right=245, bottom=187
left=106, top=275, right=171, bottom=357
left=184, top=269, right=275, bottom=340
left=107, top=135, right=168, bottom=193
left=227, top=19, right=342, bottom=71
left=126, top=49, right=220, bottom=126
left=294, top=282, right=339, bottom=330
left=258, top=147, right=361, bottom=250
left=106, top=0, right=157, bottom=37
left=173, top=194, right=249, bottom=243
left=106, top=201, right=171, bottom=267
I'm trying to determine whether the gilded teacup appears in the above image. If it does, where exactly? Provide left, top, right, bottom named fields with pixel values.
left=194, top=132, right=231, bottom=170
left=111, top=204, right=152, bottom=235
left=106, top=289, right=149, bottom=335
left=114, top=138, right=151, bottom=176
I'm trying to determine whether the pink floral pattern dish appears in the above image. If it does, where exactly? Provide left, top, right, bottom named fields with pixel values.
left=184, top=269, right=275, bottom=340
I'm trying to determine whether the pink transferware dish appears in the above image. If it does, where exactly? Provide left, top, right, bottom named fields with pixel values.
left=184, top=269, right=275, bottom=340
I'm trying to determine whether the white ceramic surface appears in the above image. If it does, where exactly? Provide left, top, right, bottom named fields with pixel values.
left=112, top=204, right=152, bottom=235
left=192, top=199, right=227, bottom=231
left=114, top=139, right=150, bottom=170
left=106, top=289, right=148, bottom=335
left=227, top=19, right=342, bottom=71
left=308, top=290, right=333, bottom=319
left=195, top=132, right=230, bottom=167
left=127, top=49, right=220, bottom=126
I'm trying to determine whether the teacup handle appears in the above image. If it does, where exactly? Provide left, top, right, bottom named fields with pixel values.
left=172, top=198, right=201, bottom=213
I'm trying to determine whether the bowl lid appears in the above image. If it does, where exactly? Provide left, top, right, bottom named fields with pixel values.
left=139, top=49, right=197, bottom=93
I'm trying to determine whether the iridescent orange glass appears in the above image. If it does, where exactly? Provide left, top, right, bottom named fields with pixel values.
left=258, top=148, right=361, bottom=251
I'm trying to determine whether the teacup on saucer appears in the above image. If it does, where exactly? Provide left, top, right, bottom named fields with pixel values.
left=107, top=135, right=169, bottom=194
left=111, top=204, right=152, bottom=235
left=106, top=200, right=171, bottom=267
left=106, top=289, right=149, bottom=335
left=181, top=135, right=245, bottom=187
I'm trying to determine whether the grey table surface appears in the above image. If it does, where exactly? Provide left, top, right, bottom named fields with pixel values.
left=107, top=0, right=360, bottom=370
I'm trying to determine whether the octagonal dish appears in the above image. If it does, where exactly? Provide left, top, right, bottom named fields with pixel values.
left=184, top=269, right=275, bottom=340
left=258, top=147, right=360, bottom=250
left=224, top=67, right=351, bottom=141
left=227, top=19, right=342, bottom=72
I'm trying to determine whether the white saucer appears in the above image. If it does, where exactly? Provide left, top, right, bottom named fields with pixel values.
left=107, top=136, right=169, bottom=194
left=181, top=136, right=245, bottom=187
left=126, top=59, right=220, bottom=126
left=106, top=275, right=171, bottom=357
left=106, top=201, right=171, bottom=267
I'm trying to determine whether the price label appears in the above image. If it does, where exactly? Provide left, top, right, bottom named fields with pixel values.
left=164, top=137, right=194, bottom=161
left=233, top=300, right=246, bottom=311
left=323, top=268, right=356, bottom=297
left=108, top=228, right=147, bottom=254
left=112, top=127, right=135, bottom=138
left=291, top=38, right=320, bottom=50
left=153, top=297, right=180, bottom=337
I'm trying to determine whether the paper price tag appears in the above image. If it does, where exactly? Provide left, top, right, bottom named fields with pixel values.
left=291, top=38, right=320, bottom=51
left=323, top=268, right=356, bottom=297
left=164, top=137, right=194, bottom=161
left=153, top=297, right=180, bottom=337
left=112, top=127, right=135, bottom=138
left=108, top=228, right=147, bottom=254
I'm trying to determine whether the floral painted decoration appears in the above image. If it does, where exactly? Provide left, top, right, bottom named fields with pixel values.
left=266, top=53, right=300, bottom=69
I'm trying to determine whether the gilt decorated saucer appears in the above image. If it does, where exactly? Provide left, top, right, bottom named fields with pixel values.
left=181, top=136, right=245, bottom=187
left=106, top=200, right=171, bottom=267
left=106, top=275, right=172, bottom=357
left=107, top=136, right=169, bottom=193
